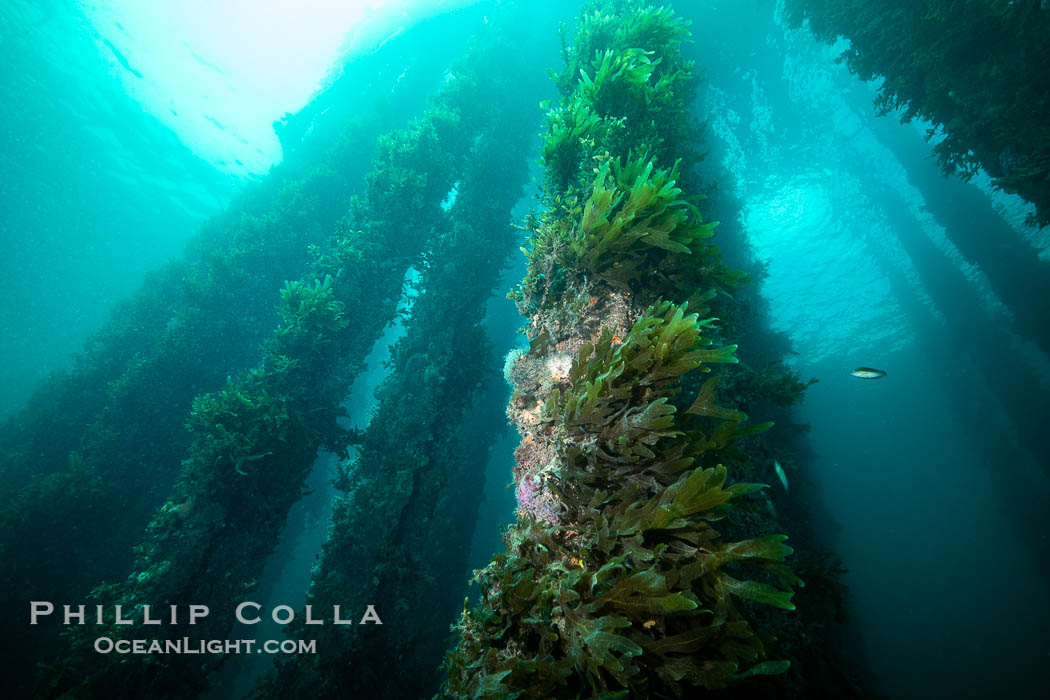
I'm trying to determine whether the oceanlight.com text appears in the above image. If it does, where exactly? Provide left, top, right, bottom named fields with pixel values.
left=93, top=637, right=317, bottom=655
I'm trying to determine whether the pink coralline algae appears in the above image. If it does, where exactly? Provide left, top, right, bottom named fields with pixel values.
left=515, top=473, right=560, bottom=524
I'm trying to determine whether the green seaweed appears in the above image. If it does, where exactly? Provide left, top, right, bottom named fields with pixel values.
left=541, top=0, right=699, bottom=204
left=519, top=154, right=741, bottom=311
left=442, top=3, right=799, bottom=697
left=443, top=302, right=797, bottom=699
left=783, top=0, right=1050, bottom=226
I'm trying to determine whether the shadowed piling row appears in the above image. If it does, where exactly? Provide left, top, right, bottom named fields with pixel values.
left=34, top=15, right=533, bottom=699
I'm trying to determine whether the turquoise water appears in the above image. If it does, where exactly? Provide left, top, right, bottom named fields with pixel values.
left=0, top=0, right=234, bottom=414
left=684, top=4, right=1050, bottom=696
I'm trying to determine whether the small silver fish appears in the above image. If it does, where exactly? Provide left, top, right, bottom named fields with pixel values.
left=773, top=460, right=789, bottom=492
left=850, top=366, right=887, bottom=379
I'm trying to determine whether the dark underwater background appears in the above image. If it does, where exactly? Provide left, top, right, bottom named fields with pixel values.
left=1, top=1, right=1048, bottom=698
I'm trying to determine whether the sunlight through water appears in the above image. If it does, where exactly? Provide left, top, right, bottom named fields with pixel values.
left=743, top=175, right=904, bottom=362
left=78, top=0, right=477, bottom=175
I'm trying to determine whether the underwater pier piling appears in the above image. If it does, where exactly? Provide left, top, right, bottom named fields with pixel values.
left=440, top=2, right=848, bottom=696
left=32, top=13, right=539, bottom=699
left=260, top=14, right=548, bottom=699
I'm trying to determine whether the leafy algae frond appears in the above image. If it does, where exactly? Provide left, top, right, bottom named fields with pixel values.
left=782, top=0, right=1050, bottom=227
left=441, top=2, right=798, bottom=697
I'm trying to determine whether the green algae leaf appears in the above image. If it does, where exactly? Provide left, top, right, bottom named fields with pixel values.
left=724, top=534, right=794, bottom=562
left=660, top=656, right=738, bottom=689
left=764, top=561, right=806, bottom=589
left=693, top=344, right=739, bottom=365
left=572, top=341, right=595, bottom=381
left=718, top=574, right=796, bottom=611
left=631, top=443, right=656, bottom=459
left=576, top=616, right=643, bottom=673
left=662, top=465, right=735, bottom=516
left=591, top=558, right=629, bottom=593
left=709, top=419, right=741, bottom=450
left=568, top=154, right=724, bottom=290
left=686, top=376, right=743, bottom=421
left=732, top=421, right=774, bottom=437
left=641, top=226, right=694, bottom=254
left=644, top=626, right=719, bottom=656
left=598, top=569, right=698, bottom=616
left=469, top=668, right=518, bottom=700
left=620, top=398, right=677, bottom=433
left=504, top=567, right=540, bottom=611
left=620, top=535, right=656, bottom=566
left=734, top=659, right=791, bottom=679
